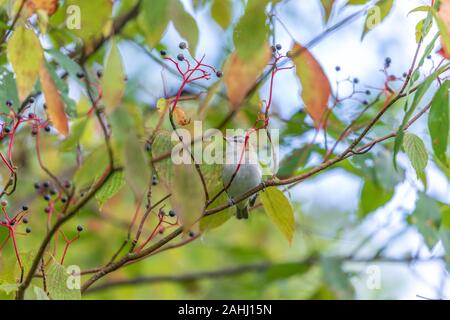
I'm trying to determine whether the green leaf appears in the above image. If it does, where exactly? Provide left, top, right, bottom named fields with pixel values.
left=102, top=39, right=125, bottom=111
left=233, top=0, right=269, bottom=61
left=32, top=286, right=50, bottom=300
left=47, top=262, right=81, bottom=300
left=320, top=257, right=355, bottom=299
left=359, top=180, right=392, bottom=218
left=59, top=117, right=89, bottom=152
left=139, top=0, right=169, bottom=47
left=260, top=187, right=295, bottom=244
left=211, top=0, right=232, bottom=29
left=47, top=49, right=83, bottom=80
left=362, top=0, right=393, bottom=40
left=171, top=0, right=199, bottom=51
left=96, top=170, right=125, bottom=207
left=439, top=225, right=450, bottom=269
left=428, top=80, right=449, bottom=166
left=171, top=164, right=205, bottom=231
left=7, top=26, right=44, bottom=101
left=201, top=162, right=233, bottom=231
left=403, top=133, right=428, bottom=177
left=151, top=130, right=174, bottom=184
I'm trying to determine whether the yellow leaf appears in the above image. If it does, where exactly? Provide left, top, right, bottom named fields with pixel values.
left=260, top=187, right=295, bottom=244
left=224, top=46, right=271, bottom=110
left=292, top=43, right=331, bottom=129
left=39, top=63, right=69, bottom=136
left=7, top=26, right=43, bottom=102
left=102, top=39, right=125, bottom=111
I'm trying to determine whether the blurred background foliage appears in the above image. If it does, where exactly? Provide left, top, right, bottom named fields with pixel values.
left=0, top=0, right=449, bottom=300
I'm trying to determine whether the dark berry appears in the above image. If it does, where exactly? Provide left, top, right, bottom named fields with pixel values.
left=44, top=207, right=51, bottom=213
left=145, top=142, right=152, bottom=152
left=64, top=181, right=71, bottom=189
left=363, top=100, right=368, bottom=105
left=77, top=225, right=83, bottom=232
left=23, top=217, right=29, bottom=224
left=5, top=100, right=12, bottom=107
left=61, top=197, right=67, bottom=203
left=9, top=221, right=15, bottom=226
left=403, top=72, right=408, bottom=78
left=43, top=181, right=50, bottom=188
left=275, top=44, right=282, bottom=51
left=44, top=194, right=51, bottom=201
left=31, top=128, right=38, bottom=136
left=28, top=113, right=34, bottom=119
left=34, top=182, right=41, bottom=189
left=216, top=71, right=223, bottom=78
left=152, top=175, right=158, bottom=186
left=43, top=104, right=47, bottom=110
left=385, top=57, right=392, bottom=65
left=335, top=66, right=341, bottom=72
left=179, top=42, right=187, bottom=50
left=26, top=227, right=31, bottom=234
left=76, top=71, right=85, bottom=79
left=4, top=127, right=10, bottom=134
left=427, top=55, right=432, bottom=59
left=159, top=209, right=166, bottom=216
left=44, top=126, right=51, bottom=132
left=22, top=205, right=28, bottom=211
left=169, top=210, right=176, bottom=217
left=160, top=50, right=167, bottom=56
left=177, top=54, right=185, bottom=61
left=96, top=70, right=103, bottom=78
left=353, top=78, right=359, bottom=84
left=365, top=90, right=371, bottom=95
left=80, top=192, right=85, bottom=197
left=49, top=189, right=57, bottom=196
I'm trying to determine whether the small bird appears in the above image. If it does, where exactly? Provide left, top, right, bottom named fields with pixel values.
left=222, top=135, right=262, bottom=219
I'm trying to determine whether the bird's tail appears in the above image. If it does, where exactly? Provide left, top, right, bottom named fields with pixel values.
left=236, top=203, right=249, bottom=220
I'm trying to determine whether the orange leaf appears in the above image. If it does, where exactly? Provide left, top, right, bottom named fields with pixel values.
left=224, top=46, right=271, bottom=110
left=292, top=43, right=331, bottom=129
left=25, top=0, right=59, bottom=16
left=174, top=108, right=191, bottom=126
left=39, top=64, right=69, bottom=136
left=439, top=0, right=450, bottom=58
